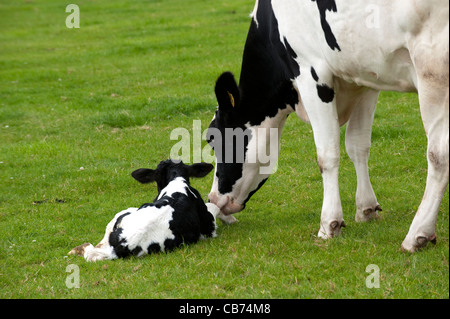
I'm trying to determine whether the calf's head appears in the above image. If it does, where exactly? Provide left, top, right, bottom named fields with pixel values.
left=131, top=159, right=214, bottom=193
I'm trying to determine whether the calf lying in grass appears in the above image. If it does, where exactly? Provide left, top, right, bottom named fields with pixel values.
left=69, top=160, right=221, bottom=261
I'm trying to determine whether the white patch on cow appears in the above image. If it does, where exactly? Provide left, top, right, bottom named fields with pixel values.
left=272, top=0, right=418, bottom=92
left=250, top=0, right=260, bottom=27
left=100, top=208, right=139, bottom=246
left=158, top=177, right=188, bottom=199
left=83, top=208, right=140, bottom=261
left=205, top=202, right=221, bottom=237
left=119, top=205, right=176, bottom=253
left=84, top=244, right=116, bottom=262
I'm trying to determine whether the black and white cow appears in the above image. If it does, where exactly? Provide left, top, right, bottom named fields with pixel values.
left=69, top=160, right=221, bottom=261
left=207, top=0, right=449, bottom=252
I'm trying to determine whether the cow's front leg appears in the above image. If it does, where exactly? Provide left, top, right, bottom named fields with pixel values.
left=296, top=70, right=344, bottom=239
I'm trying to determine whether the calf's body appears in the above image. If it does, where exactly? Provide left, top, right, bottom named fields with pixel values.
left=69, top=160, right=220, bottom=262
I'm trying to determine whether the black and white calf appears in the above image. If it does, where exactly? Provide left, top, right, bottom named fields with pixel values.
left=69, top=160, right=220, bottom=261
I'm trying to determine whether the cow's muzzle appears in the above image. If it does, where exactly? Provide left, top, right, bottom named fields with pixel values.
left=208, top=192, right=244, bottom=215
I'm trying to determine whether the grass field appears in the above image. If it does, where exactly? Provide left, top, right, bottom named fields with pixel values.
left=0, top=0, right=448, bottom=299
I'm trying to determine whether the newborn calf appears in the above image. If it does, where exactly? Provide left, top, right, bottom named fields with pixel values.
left=69, top=160, right=220, bottom=262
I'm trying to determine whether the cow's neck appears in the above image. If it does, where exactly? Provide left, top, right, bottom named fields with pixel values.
left=237, top=1, right=299, bottom=129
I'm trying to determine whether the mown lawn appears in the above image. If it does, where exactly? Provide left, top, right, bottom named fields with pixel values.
left=0, top=0, right=448, bottom=299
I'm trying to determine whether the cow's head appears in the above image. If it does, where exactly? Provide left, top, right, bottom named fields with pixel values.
left=207, top=72, right=288, bottom=215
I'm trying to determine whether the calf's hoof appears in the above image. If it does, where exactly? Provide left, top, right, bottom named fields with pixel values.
left=68, top=243, right=91, bottom=256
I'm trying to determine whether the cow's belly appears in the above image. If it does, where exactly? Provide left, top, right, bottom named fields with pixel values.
left=331, top=47, right=417, bottom=93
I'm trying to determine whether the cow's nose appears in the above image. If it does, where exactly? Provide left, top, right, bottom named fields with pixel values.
left=208, top=192, right=229, bottom=210
left=222, top=201, right=244, bottom=215
left=208, top=192, right=217, bottom=205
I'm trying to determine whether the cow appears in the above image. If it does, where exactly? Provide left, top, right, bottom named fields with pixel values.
left=69, top=160, right=221, bottom=261
left=207, top=0, right=449, bottom=252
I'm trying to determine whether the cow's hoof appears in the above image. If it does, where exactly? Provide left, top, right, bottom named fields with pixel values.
left=401, top=234, right=437, bottom=253
left=318, top=220, right=346, bottom=239
left=355, top=204, right=382, bottom=222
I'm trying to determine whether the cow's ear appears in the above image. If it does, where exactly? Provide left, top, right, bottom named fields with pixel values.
left=131, top=168, right=156, bottom=184
left=187, top=163, right=214, bottom=178
left=215, top=72, right=240, bottom=112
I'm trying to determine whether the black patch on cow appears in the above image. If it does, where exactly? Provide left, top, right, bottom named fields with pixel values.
left=311, top=0, right=341, bottom=51
left=157, top=187, right=215, bottom=253
left=109, top=228, right=131, bottom=258
left=113, top=212, right=131, bottom=230
left=183, top=186, right=216, bottom=238
left=165, top=190, right=215, bottom=243
left=311, top=67, right=319, bottom=82
left=108, top=212, right=133, bottom=258
left=147, top=243, right=161, bottom=254
left=283, top=37, right=301, bottom=79
left=165, top=189, right=203, bottom=248
left=139, top=202, right=153, bottom=210
left=316, top=83, right=335, bottom=103
left=238, top=0, right=300, bottom=123
left=310, top=66, right=334, bottom=103
left=131, top=246, right=143, bottom=256
left=138, top=197, right=170, bottom=210
left=163, top=238, right=178, bottom=252
left=216, top=164, right=243, bottom=195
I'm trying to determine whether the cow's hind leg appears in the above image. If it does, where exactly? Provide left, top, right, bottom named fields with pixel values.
left=342, top=86, right=382, bottom=222
left=401, top=35, right=449, bottom=252
left=401, top=79, right=449, bottom=252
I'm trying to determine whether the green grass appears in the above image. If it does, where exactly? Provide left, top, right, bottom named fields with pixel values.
left=0, top=0, right=448, bottom=299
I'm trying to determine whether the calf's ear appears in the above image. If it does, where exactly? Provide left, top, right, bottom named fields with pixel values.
left=131, top=168, right=156, bottom=184
left=215, top=71, right=240, bottom=112
left=187, top=163, right=214, bottom=178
